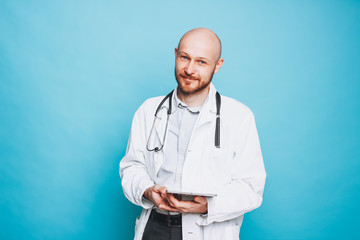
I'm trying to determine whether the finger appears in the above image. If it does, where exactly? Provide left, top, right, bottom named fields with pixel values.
left=158, top=203, right=180, bottom=212
left=167, top=194, right=180, bottom=207
left=194, top=196, right=207, bottom=203
left=166, top=190, right=173, bottom=204
left=151, top=190, right=164, bottom=202
left=153, top=185, right=166, bottom=193
left=155, top=192, right=181, bottom=212
left=160, top=191, right=170, bottom=205
left=154, top=191, right=175, bottom=206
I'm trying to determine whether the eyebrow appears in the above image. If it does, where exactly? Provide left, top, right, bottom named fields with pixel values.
left=178, top=51, right=211, bottom=62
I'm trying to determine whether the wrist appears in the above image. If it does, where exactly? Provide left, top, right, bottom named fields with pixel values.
left=143, top=187, right=151, bottom=200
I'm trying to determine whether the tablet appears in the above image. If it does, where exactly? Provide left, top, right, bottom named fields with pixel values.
left=166, top=190, right=217, bottom=198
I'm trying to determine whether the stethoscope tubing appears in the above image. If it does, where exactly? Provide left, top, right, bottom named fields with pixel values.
left=146, top=90, right=221, bottom=152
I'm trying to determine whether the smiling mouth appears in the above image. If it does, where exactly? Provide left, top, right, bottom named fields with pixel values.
left=180, top=75, right=198, bottom=81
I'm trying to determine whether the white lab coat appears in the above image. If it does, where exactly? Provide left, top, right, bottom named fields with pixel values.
left=120, top=83, right=266, bottom=240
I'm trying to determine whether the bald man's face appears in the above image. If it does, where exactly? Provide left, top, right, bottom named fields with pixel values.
left=175, top=30, right=223, bottom=95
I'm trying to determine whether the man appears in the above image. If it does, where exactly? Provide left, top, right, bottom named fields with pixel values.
left=120, top=28, right=266, bottom=240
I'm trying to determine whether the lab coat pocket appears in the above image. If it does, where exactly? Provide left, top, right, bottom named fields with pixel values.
left=203, top=220, right=239, bottom=240
left=204, top=147, right=231, bottom=188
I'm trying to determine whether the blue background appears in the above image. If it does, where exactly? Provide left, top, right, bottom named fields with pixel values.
left=1, top=0, right=359, bottom=239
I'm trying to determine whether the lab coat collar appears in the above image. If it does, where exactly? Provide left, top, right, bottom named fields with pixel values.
left=173, top=87, right=205, bottom=114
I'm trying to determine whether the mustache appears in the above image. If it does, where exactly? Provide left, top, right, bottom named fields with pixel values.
left=179, top=73, right=199, bottom=81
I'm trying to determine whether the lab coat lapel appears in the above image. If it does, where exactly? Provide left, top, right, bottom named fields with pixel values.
left=196, top=83, right=217, bottom=128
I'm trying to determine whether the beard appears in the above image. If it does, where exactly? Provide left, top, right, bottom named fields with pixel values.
left=175, top=68, right=214, bottom=96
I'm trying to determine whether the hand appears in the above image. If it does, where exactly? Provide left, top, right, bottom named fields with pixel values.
left=164, top=194, right=208, bottom=214
left=143, top=185, right=178, bottom=211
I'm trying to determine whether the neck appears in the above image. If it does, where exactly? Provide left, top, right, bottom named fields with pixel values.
left=177, top=86, right=210, bottom=108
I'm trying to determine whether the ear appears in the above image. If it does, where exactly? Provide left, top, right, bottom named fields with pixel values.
left=214, top=58, right=224, bottom=74
left=175, top=48, right=178, bottom=56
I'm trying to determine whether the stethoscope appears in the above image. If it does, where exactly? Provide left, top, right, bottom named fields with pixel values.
left=146, top=90, right=221, bottom=152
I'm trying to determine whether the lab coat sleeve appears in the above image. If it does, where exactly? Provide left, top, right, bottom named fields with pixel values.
left=119, top=105, right=155, bottom=209
left=198, top=112, right=266, bottom=225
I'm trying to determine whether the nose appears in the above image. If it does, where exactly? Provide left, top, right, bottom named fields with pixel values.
left=184, top=61, right=195, bottom=75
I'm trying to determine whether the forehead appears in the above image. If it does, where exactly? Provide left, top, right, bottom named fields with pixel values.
left=178, top=34, right=219, bottom=61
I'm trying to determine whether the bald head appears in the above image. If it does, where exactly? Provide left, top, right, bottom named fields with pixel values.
left=177, top=28, right=222, bottom=62
left=174, top=28, right=224, bottom=100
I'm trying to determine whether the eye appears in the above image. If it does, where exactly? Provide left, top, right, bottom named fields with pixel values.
left=181, top=55, right=188, bottom=60
left=199, top=60, right=206, bottom=65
